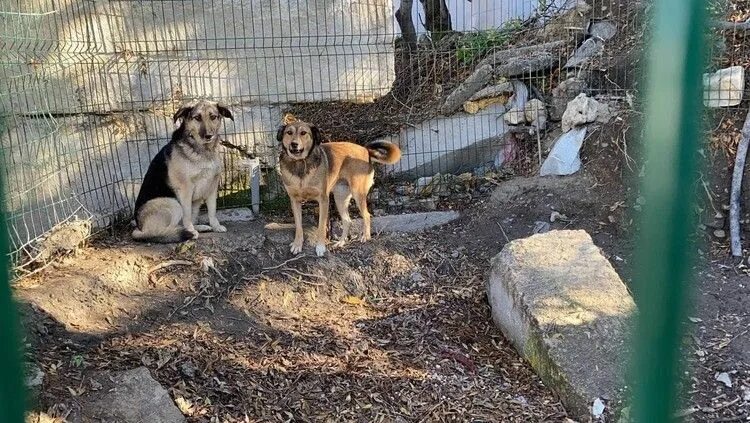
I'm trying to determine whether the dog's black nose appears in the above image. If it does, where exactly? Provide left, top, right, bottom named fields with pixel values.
left=290, top=142, right=299, bottom=149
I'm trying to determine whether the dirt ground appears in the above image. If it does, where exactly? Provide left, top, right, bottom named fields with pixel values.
left=14, top=113, right=750, bottom=422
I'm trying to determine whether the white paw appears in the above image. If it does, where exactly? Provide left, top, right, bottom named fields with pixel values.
left=194, top=224, right=212, bottom=232
left=359, top=234, right=371, bottom=243
left=212, top=224, right=227, bottom=233
left=290, top=241, right=303, bottom=255
left=331, top=239, right=346, bottom=249
left=315, top=244, right=327, bottom=257
left=186, top=228, right=200, bottom=239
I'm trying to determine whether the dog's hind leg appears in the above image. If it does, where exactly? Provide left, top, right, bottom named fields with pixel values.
left=331, top=183, right=352, bottom=249
left=353, top=172, right=375, bottom=243
left=132, top=198, right=192, bottom=243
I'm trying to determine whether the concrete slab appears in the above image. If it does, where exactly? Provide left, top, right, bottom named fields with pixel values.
left=264, top=211, right=460, bottom=242
left=487, top=230, right=635, bottom=420
left=385, top=103, right=510, bottom=178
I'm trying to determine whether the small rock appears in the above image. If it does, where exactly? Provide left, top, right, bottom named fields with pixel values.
left=704, top=66, right=744, bottom=108
left=562, top=93, right=600, bottom=131
left=540, top=127, right=587, bottom=176
left=533, top=221, right=551, bottom=234
left=25, top=364, right=44, bottom=388
left=592, top=397, right=606, bottom=417
left=418, top=198, right=437, bottom=211
left=550, top=211, right=569, bottom=222
left=414, top=177, right=433, bottom=196
left=457, top=172, right=474, bottom=183
left=410, top=272, right=425, bottom=283
left=595, top=101, right=613, bottom=124
left=589, top=20, right=617, bottom=41
left=741, top=385, right=750, bottom=401
left=715, top=371, right=732, bottom=388
left=503, top=106, right=526, bottom=125
left=180, top=360, right=197, bottom=378
left=369, top=189, right=380, bottom=201
left=713, top=229, right=726, bottom=238
left=551, top=78, right=587, bottom=121
left=524, top=99, right=548, bottom=123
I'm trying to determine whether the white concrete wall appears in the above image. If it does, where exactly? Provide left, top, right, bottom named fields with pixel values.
left=0, top=0, right=395, bottom=114
left=392, top=0, right=575, bottom=35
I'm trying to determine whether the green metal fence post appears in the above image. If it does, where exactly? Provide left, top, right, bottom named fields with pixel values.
left=632, top=0, right=705, bottom=421
left=0, top=119, right=25, bottom=422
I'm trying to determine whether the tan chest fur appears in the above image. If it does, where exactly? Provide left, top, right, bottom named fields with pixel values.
left=281, top=169, right=325, bottom=202
left=169, top=155, right=222, bottom=202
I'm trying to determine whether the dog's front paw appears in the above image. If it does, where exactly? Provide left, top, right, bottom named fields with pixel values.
left=331, top=239, right=346, bottom=249
left=359, top=233, right=371, bottom=243
left=290, top=240, right=304, bottom=255
left=315, top=243, right=327, bottom=257
left=186, top=228, right=200, bottom=239
left=212, top=224, right=227, bottom=233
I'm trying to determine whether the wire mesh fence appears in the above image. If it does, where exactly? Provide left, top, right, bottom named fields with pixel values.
left=6, top=0, right=742, bottom=271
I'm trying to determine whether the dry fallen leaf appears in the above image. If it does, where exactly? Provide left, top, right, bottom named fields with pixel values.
left=340, top=295, right=365, bottom=306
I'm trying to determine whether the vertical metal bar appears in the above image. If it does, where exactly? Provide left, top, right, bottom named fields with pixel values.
left=632, top=0, right=705, bottom=421
left=0, top=119, right=25, bottom=422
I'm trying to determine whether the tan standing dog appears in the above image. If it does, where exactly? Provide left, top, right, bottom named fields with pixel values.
left=132, top=100, right=233, bottom=243
left=277, top=121, right=401, bottom=256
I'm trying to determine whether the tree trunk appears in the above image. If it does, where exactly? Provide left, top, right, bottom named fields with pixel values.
left=419, top=0, right=452, bottom=42
left=396, top=0, right=418, bottom=52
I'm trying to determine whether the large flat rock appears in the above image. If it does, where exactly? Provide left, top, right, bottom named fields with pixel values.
left=487, top=230, right=635, bottom=420
left=80, top=367, right=185, bottom=423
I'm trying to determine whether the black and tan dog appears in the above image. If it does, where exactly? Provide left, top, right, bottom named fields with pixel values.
left=277, top=120, right=401, bottom=257
left=132, top=100, right=233, bottom=243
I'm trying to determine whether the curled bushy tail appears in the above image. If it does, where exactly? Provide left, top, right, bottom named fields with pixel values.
left=365, top=140, right=401, bottom=165
left=132, top=227, right=194, bottom=244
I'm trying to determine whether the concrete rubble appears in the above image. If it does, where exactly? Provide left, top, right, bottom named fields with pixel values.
left=487, top=230, right=636, bottom=420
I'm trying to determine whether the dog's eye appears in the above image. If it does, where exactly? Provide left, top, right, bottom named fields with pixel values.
left=300, top=131, right=307, bottom=136
left=210, top=115, right=218, bottom=121
left=193, top=115, right=202, bottom=122
left=286, top=131, right=293, bottom=136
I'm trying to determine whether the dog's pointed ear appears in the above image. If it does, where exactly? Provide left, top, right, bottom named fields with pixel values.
left=310, top=125, right=322, bottom=146
left=173, top=106, right=192, bottom=123
left=217, top=103, right=234, bottom=121
left=276, top=125, right=287, bottom=142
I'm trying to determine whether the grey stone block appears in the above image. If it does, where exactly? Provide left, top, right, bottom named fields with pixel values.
left=487, top=230, right=635, bottom=420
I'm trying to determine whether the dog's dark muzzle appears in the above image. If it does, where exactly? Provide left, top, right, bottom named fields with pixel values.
left=288, top=143, right=304, bottom=155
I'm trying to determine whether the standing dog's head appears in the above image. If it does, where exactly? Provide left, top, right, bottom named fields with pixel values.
left=173, top=100, right=234, bottom=143
left=276, top=121, right=322, bottom=160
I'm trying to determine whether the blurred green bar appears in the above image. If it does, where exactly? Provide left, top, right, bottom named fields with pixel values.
left=0, top=119, right=25, bottom=422
left=632, top=0, right=705, bottom=422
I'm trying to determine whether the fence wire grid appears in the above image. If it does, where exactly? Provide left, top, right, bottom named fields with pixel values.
left=0, top=0, right=743, bottom=270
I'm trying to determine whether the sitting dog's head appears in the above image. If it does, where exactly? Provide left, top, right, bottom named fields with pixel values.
left=173, top=100, right=234, bottom=143
left=276, top=121, right=322, bottom=160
